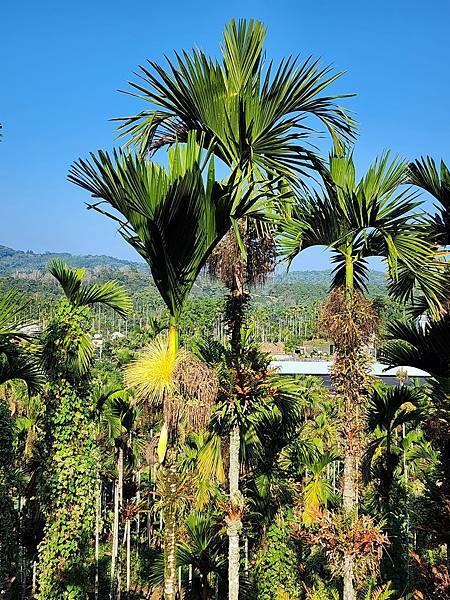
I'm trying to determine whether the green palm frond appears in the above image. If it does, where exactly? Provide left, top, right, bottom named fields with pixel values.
left=69, top=134, right=260, bottom=321
left=0, top=287, right=43, bottom=393
left=380, top=316, right=450, bottom=380
left=409, top=156, right=450, bottom=244
left=0, top=288, right=33, bottom=339
left=0, top=351, right=43, bottom=395
left=367, top=385, right=423, bottom=434
left=50, top=260, right=132, bottom=317
left=278, top=150, right=445, bottom=304
left=116, top=19, right=355, bottom=182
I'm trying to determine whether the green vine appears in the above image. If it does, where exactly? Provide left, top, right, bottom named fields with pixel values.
left=37, top=302, right=97, bottom=599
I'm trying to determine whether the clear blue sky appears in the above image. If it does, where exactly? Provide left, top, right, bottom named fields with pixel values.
left=1, top=0, right=449, bottom=270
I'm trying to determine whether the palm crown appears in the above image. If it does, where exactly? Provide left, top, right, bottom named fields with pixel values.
left=279, top=150, right=445, bottom=305
left=69, top=134, right=264, bottom=324
left=116, top=19, right=355, bottom=183
left=44, top=261, right=131, bottom=376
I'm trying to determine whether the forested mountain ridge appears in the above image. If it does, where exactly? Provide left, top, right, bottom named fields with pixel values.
left=0, top=244, right=387, bottom=287
left=0, top=244, right=147, bottom=274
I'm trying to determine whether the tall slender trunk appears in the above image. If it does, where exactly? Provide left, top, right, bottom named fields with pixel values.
left=225, top=267, right=246, bottom=600
left=163, top=462, right=178, bottom=600
left=342, top=453, right=357, bottom=600
left=111, top=447, right=124, bottom=599
left=126, top=519, right=131, bottom=599
left=95, top=476, right=101, bottom=600
left=110, top=480, right=119, bottom=599
left=341, top=259, right=359, bottom=600
left=227, top=424, right=241, bottom=600
left=162, top=322, right=180, bottom=600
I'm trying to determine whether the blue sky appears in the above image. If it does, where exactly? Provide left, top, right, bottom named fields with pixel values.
left=1, top=0, right=449, bottom=270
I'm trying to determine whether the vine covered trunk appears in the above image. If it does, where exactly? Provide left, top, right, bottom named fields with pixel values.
left=37, top=383, right=96, bottom=599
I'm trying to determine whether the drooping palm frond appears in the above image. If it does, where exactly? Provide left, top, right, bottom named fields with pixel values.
left=380, top=317, right=450, bottom=380
left=0, top=350, right=43, bottom=395
left=50, top=260, right=132, bottom=317
left=367, top=385, right=423, bottom=434
left=409, top=156, right=450, bottom=244
left=380, top=316, right=450, bottom=408
left=116, top=19, right=355, bottom=183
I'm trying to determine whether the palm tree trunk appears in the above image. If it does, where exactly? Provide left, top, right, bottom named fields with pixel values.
left=95, top=476, right=101, bottom=600
left=126, top=519, right=131, bottom=599
left=227, top=424, right=241, bottom=600
left=111, top=447, right=124, bottom=599
left=340, top=263, right=360, bottom=600
left=342, top=452, right=357, bottom=600
left=110, top=480, right=119, bottom=599
left=163, top=463, right=178, bottom=600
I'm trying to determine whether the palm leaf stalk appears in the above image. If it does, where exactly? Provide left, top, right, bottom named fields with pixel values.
left=278, top=148, right=445, bottom=599
left=36, top=262, right=131, bottom=599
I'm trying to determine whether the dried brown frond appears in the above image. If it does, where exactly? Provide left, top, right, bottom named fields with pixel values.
left=207, top=220, right=276, bottom=289
left=173, top=354, right=218, bottom=432
left=319, top=287, right=379, bottom=351
left=246, top=225, right=277, bottom=287
left=293, top=510, right=388, bottom=585
left=207, top=228, right=244, bottom=290
left=319, top=288, right=378, bottom=453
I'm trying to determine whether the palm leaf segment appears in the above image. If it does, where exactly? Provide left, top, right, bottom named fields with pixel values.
left=116, top=19, right=355, bottom=182
left=69, top=134, right=259, bottom=321
left=409, top=156, right=450, bottom=245
left=50, top=259, right=132, bottom=317
left=380, top=316, right=450, bottom=402
left=0, top=288, right=43, bottom=393
left=279, top=150, right=445, bottom=304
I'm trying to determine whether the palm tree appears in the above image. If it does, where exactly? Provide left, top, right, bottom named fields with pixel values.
left=36, top=261, right=131, bottom=600
left=117, top=19, right=354, bottom=181
left=115, top=21, right=356, bottom=598
left=95, top=385, right=145, bottom=598
left=279, top=149, right=443, bottom=600
left=70, top=133, right=262, bottom=599
left=177, top=511, right=227, bottom=600
left=364, top=385, right=423, bottom=506
left=0, top=287, right=42, bottom=589
left=380, top=316, right=450, bottom=568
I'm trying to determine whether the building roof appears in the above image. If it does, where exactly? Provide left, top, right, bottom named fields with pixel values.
left=271, top=360, right=430, bottom=378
